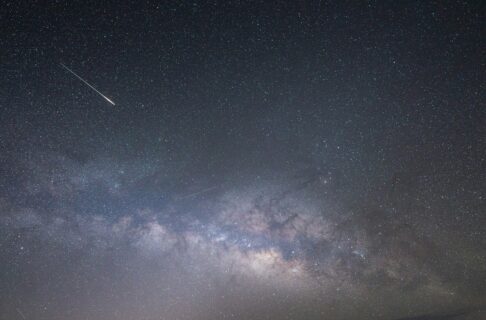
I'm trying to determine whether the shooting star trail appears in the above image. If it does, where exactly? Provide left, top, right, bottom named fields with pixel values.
left=177, top=184, right=222, bottom=200
left=16, top=308, right=26, bottom=319
left=60, top=63, right=116, bottom=106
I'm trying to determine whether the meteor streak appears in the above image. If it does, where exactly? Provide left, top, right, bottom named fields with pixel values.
left=177, top=184, right=221, bottom=200
left=16, top=308, right=26, bottom=320
left=60, top=63, right=116, bottom=105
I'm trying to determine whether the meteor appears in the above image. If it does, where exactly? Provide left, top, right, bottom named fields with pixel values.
left=177, top=184, right=221, bottom=200
left=16, top=308, right=26, bottom=320
left=60, top=63, right=116, bottom=106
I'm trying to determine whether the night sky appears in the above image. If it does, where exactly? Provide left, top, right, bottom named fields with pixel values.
left=1, top=1, right=485, bottom=319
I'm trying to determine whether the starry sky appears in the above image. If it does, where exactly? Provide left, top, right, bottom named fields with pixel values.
left=0, top=1, right=485, bottom=319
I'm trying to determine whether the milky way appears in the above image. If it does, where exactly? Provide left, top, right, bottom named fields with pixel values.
left=1, top=1, right=485, bottom=319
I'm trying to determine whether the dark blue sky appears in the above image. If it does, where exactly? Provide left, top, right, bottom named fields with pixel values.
left=0, top=1, right=484, bottom=319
